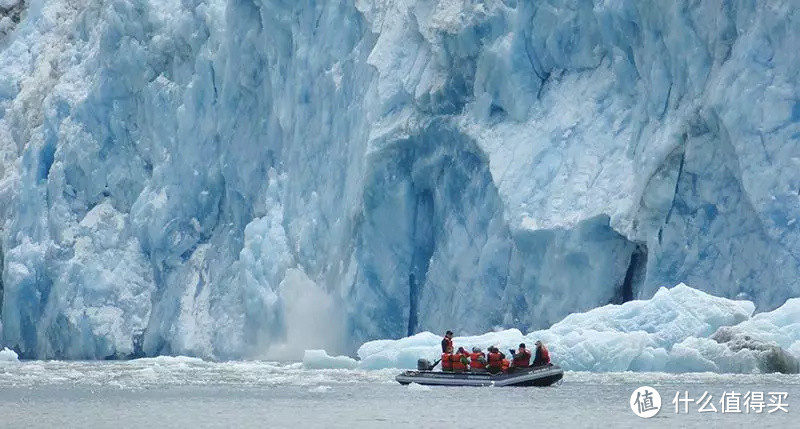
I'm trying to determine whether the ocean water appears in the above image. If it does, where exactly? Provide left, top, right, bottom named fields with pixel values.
left=0, top=359, right=797, bottom=428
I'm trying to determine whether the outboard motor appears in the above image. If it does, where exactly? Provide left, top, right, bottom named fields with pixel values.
left=417, top=359, right=431, bottom=371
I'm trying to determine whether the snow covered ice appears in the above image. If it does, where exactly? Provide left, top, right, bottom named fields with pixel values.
left=350, top=284, right=799, bottom=373
left=1, top=0, right=800, bottom=361
left=0, top=346, right=18, bottom=362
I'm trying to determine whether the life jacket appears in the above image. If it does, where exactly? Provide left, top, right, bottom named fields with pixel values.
left=487, top=352, right=504, bottom=370
left=501, top=359, right=510, bottom=372
left=441, top=353, right=453, bottom=371
left=540, top=345, right=550, bottom=364
left=512, top=349, right=531, bottom=367
left=469, top=352, right=486, bottom=369
left=450, top=353, right=468, bottom=371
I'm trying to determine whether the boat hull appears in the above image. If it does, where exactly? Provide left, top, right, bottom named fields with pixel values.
left=395, top=364, right=563, bottom=387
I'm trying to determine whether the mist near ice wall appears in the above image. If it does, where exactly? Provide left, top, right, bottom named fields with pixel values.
left=0, top=0, right=799, bottom=359
left=264, top=268, right=348, bottom=360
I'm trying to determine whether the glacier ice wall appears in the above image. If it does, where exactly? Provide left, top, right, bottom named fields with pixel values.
left=0, top=0, right=799, bottom=359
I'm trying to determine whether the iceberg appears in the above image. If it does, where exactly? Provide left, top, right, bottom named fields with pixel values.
left=0, top=346, right=18, bottom=362
left=353, top=284, right=799, bottom=374
left=1, top=1, right=800, bottom=359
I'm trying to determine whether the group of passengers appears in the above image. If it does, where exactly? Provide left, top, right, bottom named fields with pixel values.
left=439, top=331, right=550, bottom=373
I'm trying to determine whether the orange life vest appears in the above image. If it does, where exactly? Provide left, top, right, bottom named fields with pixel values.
left=487, top=352, right=504, bottom=370
left=450, top=353, right=468, bottom=371
left=540, top=345, right=550, bottom=364
left=512, top=349, right=531, bottom=367
left=501, top=359, right=510, bottom=371
left=469, top=352, right=486, bottom=369
left=441, top=353, right=453, bottom=371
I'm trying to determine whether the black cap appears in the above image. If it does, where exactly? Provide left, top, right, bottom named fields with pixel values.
left=445, top=330, right=453, bottom=336
left=519, top=343, right=526, bottom=349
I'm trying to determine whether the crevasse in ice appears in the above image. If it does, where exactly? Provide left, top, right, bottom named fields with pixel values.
left=1, top=1, right=799, bottom=359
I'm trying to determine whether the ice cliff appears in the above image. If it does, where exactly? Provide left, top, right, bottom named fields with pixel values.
left=0, top=0, right=799, bottom=359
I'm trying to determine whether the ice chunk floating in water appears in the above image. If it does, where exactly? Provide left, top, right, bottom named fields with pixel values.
left=302, top=350, right=359, bottom=370
left=0, top=347, right=18, bottom=362
left=1, top=1, right=800, bottom=359
left=350, top=284, right=798, bottom=374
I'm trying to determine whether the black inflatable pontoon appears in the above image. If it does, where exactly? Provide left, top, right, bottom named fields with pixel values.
left=396, top=361, right=563, bottom=387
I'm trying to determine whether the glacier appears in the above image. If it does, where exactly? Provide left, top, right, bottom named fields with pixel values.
left=1, top=0, right=800, bottom=360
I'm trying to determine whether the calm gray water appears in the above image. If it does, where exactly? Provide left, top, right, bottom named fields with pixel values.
left=1, top=358, right=797, bottom=428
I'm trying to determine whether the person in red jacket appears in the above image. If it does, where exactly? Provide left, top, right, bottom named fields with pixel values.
left=532, top=340, right=550, bottom=367
left=486, top=346, right=506, bottom=374
left=441, top=345, right=454, bottom=371
left=441, top=331, right=454, bottom=353
left=511, top=343, right=532, bottom=368
left=469, top=347, right=487, bottom=371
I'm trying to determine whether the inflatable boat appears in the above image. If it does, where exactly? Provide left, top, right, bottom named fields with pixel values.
left=395, top=360, right=563, bottom=387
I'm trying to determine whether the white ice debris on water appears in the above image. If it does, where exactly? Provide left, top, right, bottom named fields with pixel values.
left=0, top=347, right=19, bottom=362
left=302, top=350, right=359, bottom=370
